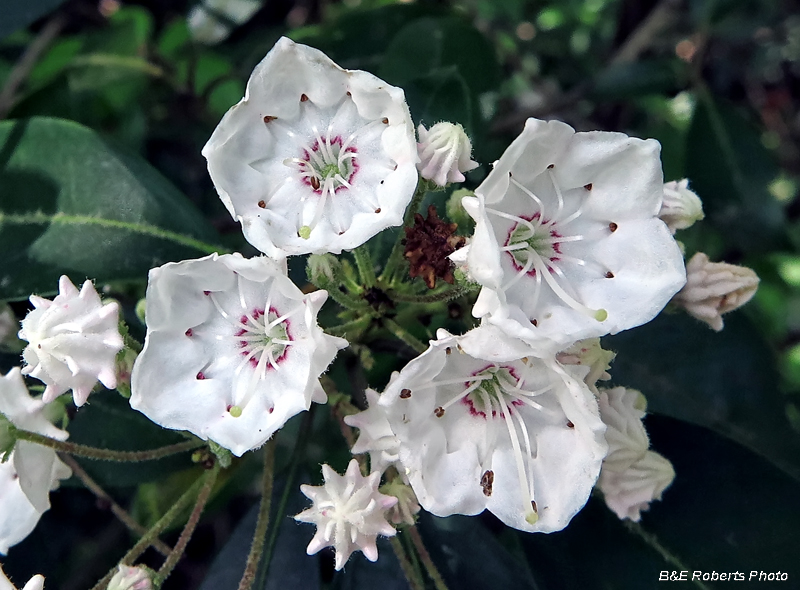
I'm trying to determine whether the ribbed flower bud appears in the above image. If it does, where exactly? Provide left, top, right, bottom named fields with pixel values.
left=417, top=122, right=479, bottom=187
left=659, top=179, right=704, bottom=234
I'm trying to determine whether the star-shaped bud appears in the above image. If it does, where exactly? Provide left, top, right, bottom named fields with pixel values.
left=0, top=565, right=44, bottom=590
left=672, top=252, right=759, bottom=331
left=130, top=253, right=347, bottom=457
left=659, top=179, right=704, bottom=234
left=344, top=389, right=401, bottom=476
left=417, top=122, right=479, bottom=187
left=18, top=276, right=123, bottom=406
left=0, top=368, right=71, bottom=554
left=452, top=117, right=685, bottom=350
left=380, top=324, right=607, bottom=533
left=203, top=37, right=418, bottom=258
left=596, top=387, right=674, bottom=521
left=295, top=459, right=397, bottom=570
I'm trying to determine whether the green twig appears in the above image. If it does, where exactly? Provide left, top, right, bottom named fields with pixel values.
left=408, top=525, right=449, bottom=590
left=352, top=245, right=377, bottom=288
left=325, top=314, right=373, bottom=339
left=379, top=180, right=427, bottom=285
left=89, top=471, right=209, bottom=590
left=383, top=318, right=428, bottom=354
left=59, top=453, right=172, bottom=556
left=13, top=428, right=204, bottom=462
left=238, top=440, right=277, bottom=590
left=391, top=283, right=479, bottom=304
left=155, top=463, right=221, bottom=585
left=390, top=536, right=425, bottom=590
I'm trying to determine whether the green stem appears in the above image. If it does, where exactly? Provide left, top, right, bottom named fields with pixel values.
left=383, top=318, right=428, bottom=354
left=59, top=454, right=172, bottom=556
left=311, top=274, right=367, bottom=311
left=155, top=463, right=221, bottom=585
left=392, top=283, right=479, bottom=304
left=379, top=180, right=427, bottom=285
left=408, top=525, right=449, bottom=590
left=325, top=315, right=373, bottom=339
left=352, top=245, right=377, bottom=288
left=89, top=471, right=209, bottom=590
left=390, top=536, right=425, bottom=590
left=13, top=428, right=204, bottom=462
left=238, top=440, right=277, bottom=590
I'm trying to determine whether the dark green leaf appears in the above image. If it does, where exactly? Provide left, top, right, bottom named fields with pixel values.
left=685, top=95, right=786, bottom=253
left=605, top=312, right=800, bottom=482
left=592, top=59, right=684, bottom=100
left=0, top=117, right=224, bottom=301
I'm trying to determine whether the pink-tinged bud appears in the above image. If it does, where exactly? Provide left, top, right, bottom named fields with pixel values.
left=417, top=122, right=478, bottom=187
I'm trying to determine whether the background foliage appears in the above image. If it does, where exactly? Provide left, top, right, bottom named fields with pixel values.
left=1, top=0, right=799, bottom=588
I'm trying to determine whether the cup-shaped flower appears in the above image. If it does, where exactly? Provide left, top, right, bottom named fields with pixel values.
left=0, top=368, right=71, bottom=554
left=417, top=122, right=478, bottom=187
left=295, top=459, right=397, bottom=571
left=454, top=118, right=685, bottom=349
left=19, top=276, right=123, bottom=407
left=379, top=325, right=607, bottom=533
left=344, top=389, right=401, bottom=476
left=596, top=387, right=674, bottom=521
left=203, top=37, right=418, bottom=259
left=0, top=565, right=44, bottom=590
left=130, top=253, right=347, bottom=456
left=659, top=179, right=704, bottom=234
left=672, top=252, right=759, bottom=331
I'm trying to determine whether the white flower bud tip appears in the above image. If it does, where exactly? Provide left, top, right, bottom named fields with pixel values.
left=417, top=122, right=479, bottom=187
left=660, top=179, right=704, bottom=234
left=108, top=565, right=152, bottom=590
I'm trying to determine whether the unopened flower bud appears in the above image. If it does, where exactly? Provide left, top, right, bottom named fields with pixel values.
left=307, top=253, right=340, bottom=285
left=673, top=253, right=759, bottom=331
left=659, top=179, right=704, bottom=234
left=108, top=565, right=153, bottom=590
left=417, top=123, right=478, bottom=187
left=380, top=479, right=420, bottom=526
left=557, top=338, right=616, bottom=395
left=446, top=188, right=475, bottom=230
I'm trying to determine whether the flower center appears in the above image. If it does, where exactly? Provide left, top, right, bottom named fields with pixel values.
left=504, top=214, right=561, bottom=276
left=461, top=366, right=524, bottom=418
left=298, top=136, right=359, bottom=194
left=235, top=307, right=291, bottom=370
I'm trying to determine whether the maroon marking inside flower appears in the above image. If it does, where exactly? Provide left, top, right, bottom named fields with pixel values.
left=504, top=213, right=563, bottom=278
left=461, top=365, right=523, bottom=420
left=234, top=307, right=292, bottom=370
left=298, top=136, right=359, bottom=194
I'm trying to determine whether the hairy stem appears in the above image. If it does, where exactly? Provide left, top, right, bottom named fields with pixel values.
left=383, top=318, right=428, bottom=354
left=59, top=454, right=172, bottom=556
left=13, top=428, right=204, bottom=462
left=155, top=463, right=221, bottom=585
left=325, top=314, right=373, bottom=339
left=352, top=245, right=377, bottom=288
left=392, top=283, right=479, bottom=304
left=408, top=525, right=449, bottom=590
left=238, top=440, right=277, bottom=590
left=390, top=536, right=425, bottom=590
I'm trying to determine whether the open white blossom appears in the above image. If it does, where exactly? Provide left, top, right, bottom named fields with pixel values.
left=130, top=253, right=347, bottom=456
left=203, top=37, right=418, bottom=258
left=0, top=368, right=71, bottom=554
left=295, top=459, right=397, bottom=570
left=187, top=0, right=261, bottom=45
left=343, top=389, right=401, bottom=476
left=107, top=565, right=152, bottom=590
left=672, top=252, right=759, bottom=331
left=659, top=179, right=704, bottom=234
left=0, top=565, right=44, bottom=590
left=417, top=122, right=478, bottom=187
left=453, top=118, right=685, bottom=349
left=380, top=325, right=607, bottom=533
left=597, top=387, right=674, bottom=521
left=19, top=276, right=123, bottom=407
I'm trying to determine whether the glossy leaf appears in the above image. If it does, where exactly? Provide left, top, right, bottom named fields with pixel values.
left=0, top=117, right=223, bottom=301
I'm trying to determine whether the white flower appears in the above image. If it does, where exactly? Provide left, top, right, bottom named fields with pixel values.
left=379, top=325, right=607, bottom=533
left=0, top=368, right=71, bottom=554
left=556, top=338, right=615, bottom=394
left=187, top=0, right=261, bottom=45
left=343, top=389, right=401, bottom=476
left=107, top=565, right=152, bottom=590
left=0, top=565, right=44, bottom=590
left=295, top=459, right=397, bottom=570
left=130, top=253, right=347, bottom=457
left=454, top=118, right=686, bottom=349
left=672, top=252, right=759, bottom=331
left=417, top=122, right=478, bottom=187
left=596, top=387, right=674, bottom=521
left=659, top=179, right=704, bottom=234
left=19, top=276, right=123, bottom=407
left=203, top=37, right=418, bottom=259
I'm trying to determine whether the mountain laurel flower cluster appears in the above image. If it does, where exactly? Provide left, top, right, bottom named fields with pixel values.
left=417, top=122, right=479, bottom=187
left=295, top=459, right=398, bottom=570
left=130, top=253, right=347, bottom=456
left=596, top=387, right=675, bottom=521
left=0, top=32, right=766, bottom=586
left=0, top=369, right=71, bottom=554
left=453, top=118, right=687, bottom=350
left=203, top=37, right=418, bottom=259
left=672, top=252, right=760, bottom=331
left=19, top=275, right=123, bottom=407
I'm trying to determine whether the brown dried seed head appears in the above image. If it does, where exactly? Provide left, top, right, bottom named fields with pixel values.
left=404, top=205, right=466, bottom=289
